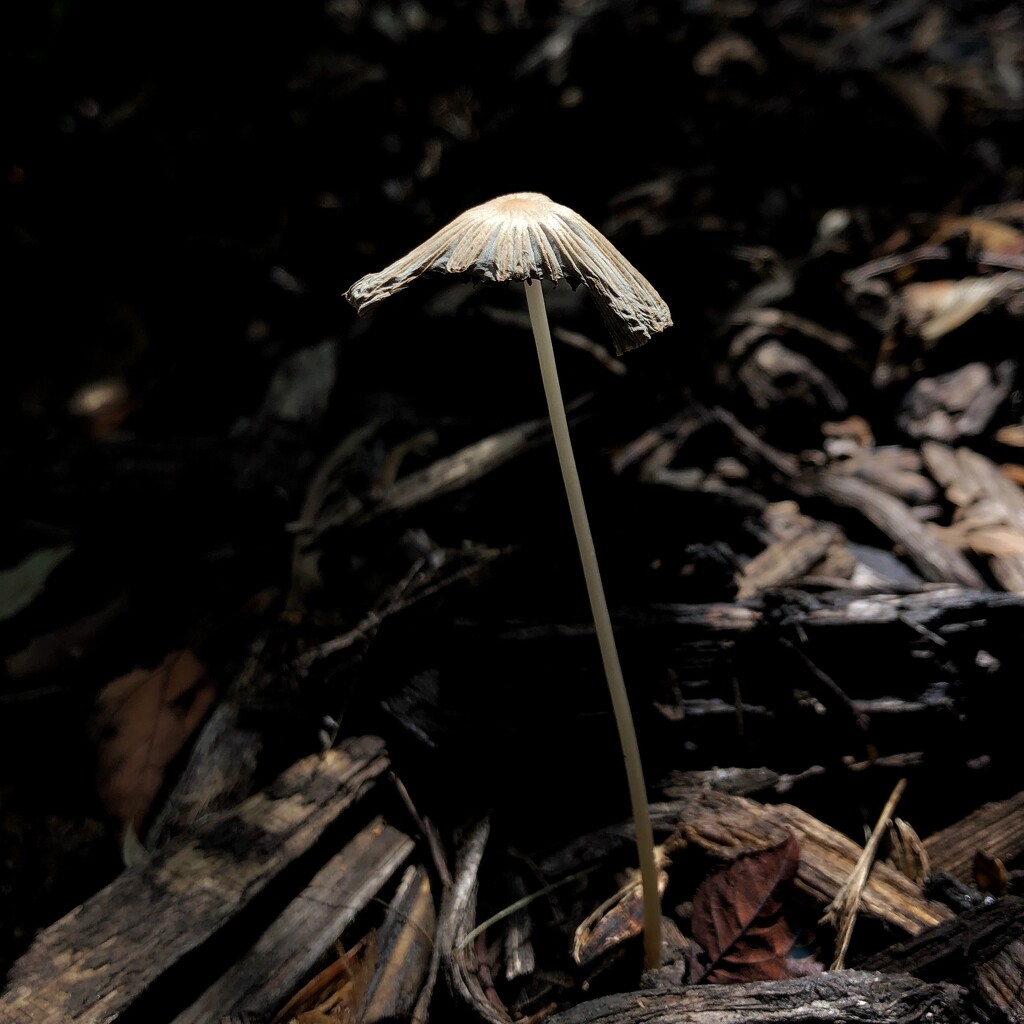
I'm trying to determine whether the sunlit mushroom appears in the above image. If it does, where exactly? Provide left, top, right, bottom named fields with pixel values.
left=345, top=192, right=672, bottom=969
left=345, top=192, right=671, bottom=354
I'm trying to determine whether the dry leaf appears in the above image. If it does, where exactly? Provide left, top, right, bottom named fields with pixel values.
left=691, top=833, right=822, bottom=983
left=573, top=849, right=671, bottom=966
left=275, top=932, right=377, bottom=1023
left=91, top=649, right=216, bottom=830
left=973, top=851, right=1009, bottom=897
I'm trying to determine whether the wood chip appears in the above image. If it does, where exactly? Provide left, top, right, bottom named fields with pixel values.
left=172, top=817, right=415, bottom=1023
left=923, top=790, right=1024, bottom=883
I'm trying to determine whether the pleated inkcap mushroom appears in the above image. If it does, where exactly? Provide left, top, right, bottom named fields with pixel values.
left=344, top=192, right=672, bottom=355
left=345, top=192, right=670, bottom=969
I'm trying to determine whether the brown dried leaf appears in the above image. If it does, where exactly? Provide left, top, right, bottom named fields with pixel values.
left=573, top=850, right=671, bottom=966
left=275, top=932, right=377, bottom=1023
left=91, top=649, right=216, bottom=829
left=973, top=851, right=1009, bottom=897
left=691, top=833, right=822, bottom=983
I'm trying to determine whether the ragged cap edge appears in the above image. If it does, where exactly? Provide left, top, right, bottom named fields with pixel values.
left=344, top=192, right=672, bottom=355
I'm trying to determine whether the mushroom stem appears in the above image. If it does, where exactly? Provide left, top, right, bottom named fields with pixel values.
left=524, top=279, right=662, bottom=970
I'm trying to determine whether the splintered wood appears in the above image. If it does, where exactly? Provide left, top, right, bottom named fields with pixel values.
left=923, top=790, right=1024, bottom=883
left=545, top=971, right=965, bottom=1024
left=0, top=737, right=391, bottom=1024
left=673, top=789, right=951, bottom=937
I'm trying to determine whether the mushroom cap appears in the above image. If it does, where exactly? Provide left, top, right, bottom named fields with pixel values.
left=344, top=192, right=672, bottom=355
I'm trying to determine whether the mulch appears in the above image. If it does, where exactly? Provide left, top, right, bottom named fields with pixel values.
left=3, top=2, right=1024, bottom=1022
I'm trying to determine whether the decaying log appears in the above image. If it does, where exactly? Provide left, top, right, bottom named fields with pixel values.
left=643, top=586, right=1024, bottom=634
left=0, top=736, right=389, bottom=1024
left=515, top=585, right=1022, bottom=669
left=859, top=895, right=1024, bottom=976
left=923, top=790, right=1024, bottom=883
left=170, top=816, right=415, bottom=1023
left=546, top=970, right=965, bottom=1023
left=859, top=896, right=1024, bottom=1024
left=977, top=937, right=1024, bottom=1024
left=671, top=789, right=951, bottom=936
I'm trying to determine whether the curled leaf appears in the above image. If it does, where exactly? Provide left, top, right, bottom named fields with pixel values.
left=691, top=833, right=821, bottom=983
left=573, top=847, right=671, bottom=966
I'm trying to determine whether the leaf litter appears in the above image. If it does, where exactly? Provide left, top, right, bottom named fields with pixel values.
left=90, top=649, right=216, bottom=832
left=5, top=2, right=1024, bottom=1023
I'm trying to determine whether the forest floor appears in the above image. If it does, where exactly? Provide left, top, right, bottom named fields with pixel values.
left=4, top=2, right=1024, bottom=1022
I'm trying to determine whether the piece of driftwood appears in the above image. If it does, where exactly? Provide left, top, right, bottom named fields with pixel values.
left=170, top=816, right=414, bottom=1023
left=0, top=736, right=389, bottom=1024
left=923, top=790, right=1024, bottom=882
left=546, top=970, right=965, bottom=1023
left=671, top=789, right=951, bottom=937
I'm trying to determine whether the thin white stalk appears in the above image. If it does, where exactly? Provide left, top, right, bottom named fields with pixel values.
left=524, top=279, right=662, bottom=970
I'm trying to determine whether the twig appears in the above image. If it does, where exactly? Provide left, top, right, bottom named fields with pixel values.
left=390, top=771, right=453, bottom=889
left=821, top=778, right=908, bottom=968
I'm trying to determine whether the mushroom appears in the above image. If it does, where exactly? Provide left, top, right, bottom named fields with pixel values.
left=345, top=192, right=672, bottom=968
